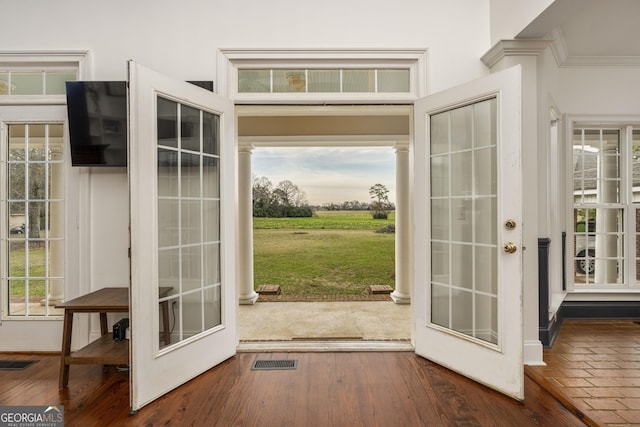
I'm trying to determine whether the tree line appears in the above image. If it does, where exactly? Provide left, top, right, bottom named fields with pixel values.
left=252, top=175, right=395, bottom=219
left=252, top=176, right=313, bottom=218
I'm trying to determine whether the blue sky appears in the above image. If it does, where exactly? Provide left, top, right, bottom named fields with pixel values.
left=252, top=147, right=396, bottom=206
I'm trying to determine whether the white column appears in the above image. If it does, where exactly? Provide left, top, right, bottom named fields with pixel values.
left=391, top=144, right=411, bottom=304
left=238, top=145, right=259, bottom=304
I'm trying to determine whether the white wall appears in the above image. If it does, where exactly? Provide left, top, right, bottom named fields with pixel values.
left=555, top=67, right=640, bottom=115
left=2, top=0, right=490, bottom=91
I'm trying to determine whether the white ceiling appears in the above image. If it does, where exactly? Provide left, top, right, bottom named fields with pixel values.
left=517, top=0, right=640, bottom=65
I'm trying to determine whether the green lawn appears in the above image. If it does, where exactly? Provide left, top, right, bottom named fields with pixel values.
left=253, top=211, right=396, bottom=295
left=8, top=243, right=47, bottom=298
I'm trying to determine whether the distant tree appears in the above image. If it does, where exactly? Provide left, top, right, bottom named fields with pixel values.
left=252, top=175, right=275, bottom=217
left=369, top=183, right=391, bottom=219
left=9, top=146, right=46, bottom=237
left=275, top=180, right=307, bottom=207
left=252, top=176, right=312, bottom=218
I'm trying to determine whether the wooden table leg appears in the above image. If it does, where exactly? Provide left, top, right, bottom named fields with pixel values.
left=160, top=301, right=170, bottom=345
left=99, top=312, right=108, bottom=336
left=58, top=309, right=74, bottom=388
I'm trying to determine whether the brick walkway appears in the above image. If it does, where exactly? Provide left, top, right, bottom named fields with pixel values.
left=256, top=293, right=392, bottom=302
left=526, top=320, right=640, bottom=426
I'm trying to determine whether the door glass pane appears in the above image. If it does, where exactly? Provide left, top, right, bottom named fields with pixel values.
left=451, top=152, right=472, bottom=196
left=202, top=157, right=219, bottom=198
left=203, top=243, right=221, bottom=285
left=202, top=112, right=219, bottom=155
left=181, top=153, right=200, bottom=198
left=450, top=105, right=473, bottom=151
left=430, top=156, right=449, bottom=197
left=181, top=105, right=201, bottom=152
left=158, top=149, right=179, bottom=197
left=157, top=98, right=178, bottom=148
left=451, top=289, right=473, bottom=335
left=203, top=285, right=222, bottom=329
left=431, top=199, right=449, bottom=240
left=431, top=241, right=450, bottom=285
left=430, top=97, right=498, bottom=345
left=431, top=284, right=450, bottom=328
left=182, top=290, right=203, bottom=338
left=157, top=95, right=222, bottom=349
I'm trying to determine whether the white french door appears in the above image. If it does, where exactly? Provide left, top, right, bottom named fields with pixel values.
left=128, top=61, right=237, bottom=411
left=413, top=66, right=523, bottom=399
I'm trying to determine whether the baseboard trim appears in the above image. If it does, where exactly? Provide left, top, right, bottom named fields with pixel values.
left=560, top=300, right=640, bottom=320
left=539, top=314, right=563, bottom=348
left=524, top=340, right=545, bottom=366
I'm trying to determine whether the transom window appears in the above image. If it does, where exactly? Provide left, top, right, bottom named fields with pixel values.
left=219, top=49, right=427, bottom=102
left=0, top=70, right=77, bottom=96
left=238, top=68, right=410, bottom=94
left=571, top=124, right=640, bottom=290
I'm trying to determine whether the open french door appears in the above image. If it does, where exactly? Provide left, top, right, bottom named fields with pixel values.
left=413, top=65, right=523, bottom=399
left=128, top=61, right=237, bottom=411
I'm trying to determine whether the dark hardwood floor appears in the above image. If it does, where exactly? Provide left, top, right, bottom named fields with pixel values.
left=0, top=351, right=585, bottom=426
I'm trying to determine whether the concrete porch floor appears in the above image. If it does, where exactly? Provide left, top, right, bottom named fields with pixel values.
left=238, top=300, right=412, bottom=351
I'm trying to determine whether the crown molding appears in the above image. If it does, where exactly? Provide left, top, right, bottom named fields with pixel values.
left=481, top=40, right=552, bottom=68
left=549, top=28, right=640, bottom=67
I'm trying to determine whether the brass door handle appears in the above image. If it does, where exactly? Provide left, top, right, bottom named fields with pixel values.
left=503, top=242, right=517, bottom=254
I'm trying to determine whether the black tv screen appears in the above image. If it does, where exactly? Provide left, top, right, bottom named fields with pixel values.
left=66, top=81, right=127, bottom=167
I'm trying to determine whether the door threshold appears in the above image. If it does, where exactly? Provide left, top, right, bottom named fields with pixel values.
left=237, top=340, right=414, bottom=352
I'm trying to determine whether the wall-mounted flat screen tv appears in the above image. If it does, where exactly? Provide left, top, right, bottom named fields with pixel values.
left=66, top=81, right=127, bottom=167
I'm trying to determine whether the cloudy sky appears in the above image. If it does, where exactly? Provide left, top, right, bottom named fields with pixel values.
left=252, top=147, right=396, bottom=206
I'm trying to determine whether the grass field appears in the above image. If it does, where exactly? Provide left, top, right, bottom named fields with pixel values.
left=253, top=211, right=396, bottom=296
left=253, top=210, right=395, bottom=230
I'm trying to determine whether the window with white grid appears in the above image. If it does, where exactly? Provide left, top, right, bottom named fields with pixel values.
left=571, top=125, right=640, bottom=290
left=5, top=123, right=65, bottom=316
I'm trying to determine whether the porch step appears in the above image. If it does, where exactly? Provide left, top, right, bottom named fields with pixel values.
left=368, top=285, right=393, bottom=294
left=257, top=284, right=281, bottom=295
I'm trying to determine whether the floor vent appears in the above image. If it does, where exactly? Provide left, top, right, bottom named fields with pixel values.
left=0, top=360, right=38, bottom=371
left=251, top=359, right=297, bottom=371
